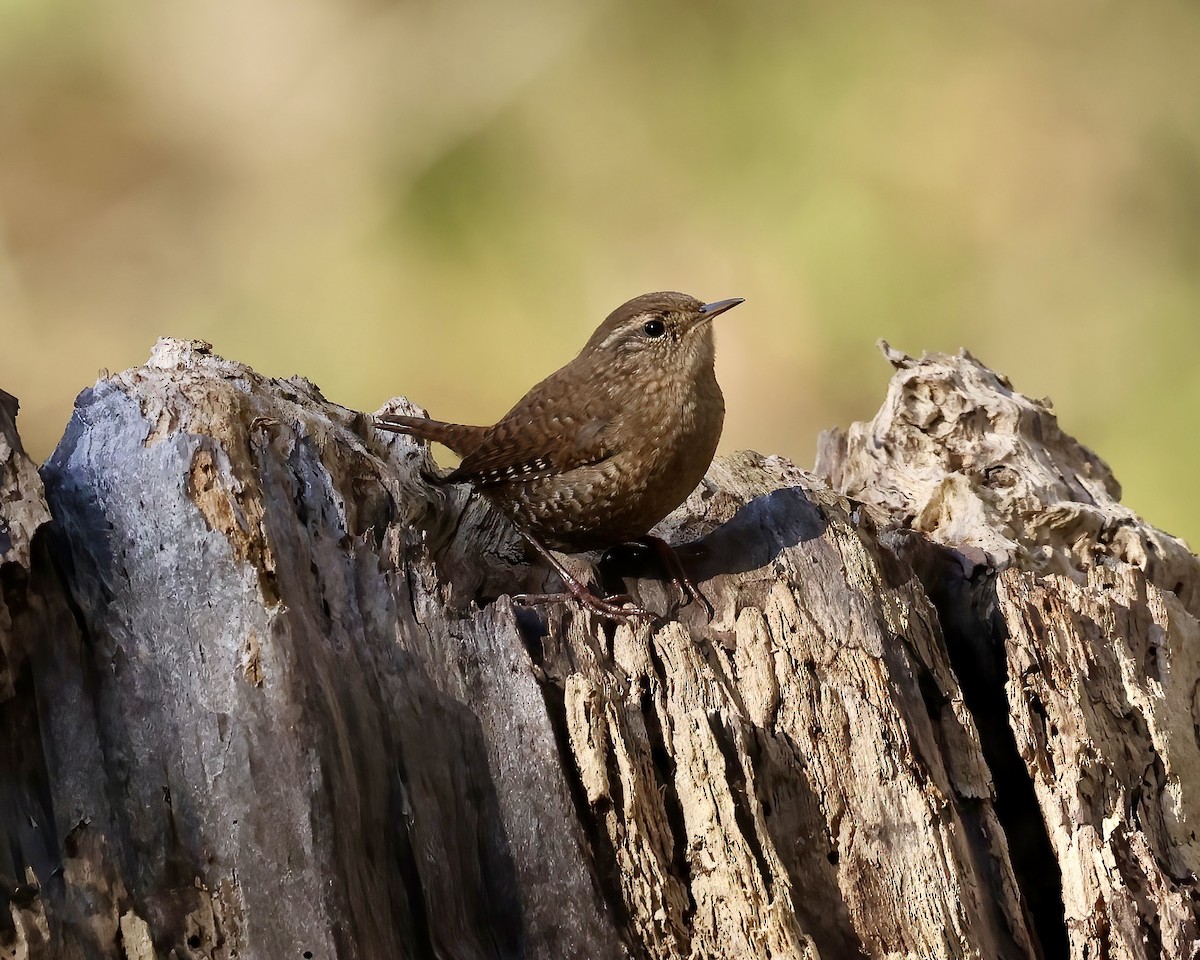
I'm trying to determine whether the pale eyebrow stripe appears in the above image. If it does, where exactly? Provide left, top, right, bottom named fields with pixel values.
left=597, top=318, right=643, bottom=351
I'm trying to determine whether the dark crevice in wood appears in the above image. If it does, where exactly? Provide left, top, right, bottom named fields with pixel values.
left=549, top=679, right=637, bottom=955
left=638, top=682, right=695, bottom=935
left=2, top=534, right=106, bottom=954
left=512, top=608, right=548, bottom=664
left=0, top=669, right=55, bottom=929
left=903, top=536, right=1069, bottom=960
left=516, top=624, right=638, bottom=957
left=389, top=752, right=436, bottom=960
left=913, top=653, right=950, bottom=721
left=708, top=713, right=774, bottom=896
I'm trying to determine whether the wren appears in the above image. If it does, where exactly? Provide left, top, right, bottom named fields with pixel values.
left=375, top=291, right=743, bottom=620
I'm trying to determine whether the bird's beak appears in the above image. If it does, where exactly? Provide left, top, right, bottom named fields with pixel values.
left=697, top=298, right=744, bottom=322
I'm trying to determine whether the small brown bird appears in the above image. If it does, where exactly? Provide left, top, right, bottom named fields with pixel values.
left=376, top=291, right=743, bottom=619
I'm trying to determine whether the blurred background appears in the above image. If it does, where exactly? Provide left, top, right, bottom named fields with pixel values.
left=2, top=0, right=1198, bottom=543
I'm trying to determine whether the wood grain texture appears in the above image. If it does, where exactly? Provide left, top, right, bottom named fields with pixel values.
left=0, top=337, right=1191, bottom=959
left=820, top=341, right=1200, bottom=959
left=0, top=388, right=53, bottom=697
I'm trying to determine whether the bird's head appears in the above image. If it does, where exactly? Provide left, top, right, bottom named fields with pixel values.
left=579, top=291, right=743, bottom=381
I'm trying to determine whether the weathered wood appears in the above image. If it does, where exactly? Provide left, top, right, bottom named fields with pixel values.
left=818, top=342, right=1200, bottom=959
left=0, top=388, right=52, bottom=699
left=1, top=390, right=54, bottom=957
left=0, top=336, right=1194, bottom=959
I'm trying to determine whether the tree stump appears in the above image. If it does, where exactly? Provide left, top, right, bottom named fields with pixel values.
left=1, top=337, right=1196, bottom=959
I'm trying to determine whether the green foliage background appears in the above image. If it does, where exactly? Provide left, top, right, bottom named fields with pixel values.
left=2, top=0, right=1198, bottom=543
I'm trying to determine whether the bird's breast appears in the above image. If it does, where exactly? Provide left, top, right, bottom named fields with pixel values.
left=494, top=369, right=724, bottom=550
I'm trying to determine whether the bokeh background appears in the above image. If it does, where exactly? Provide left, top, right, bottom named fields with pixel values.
left=2, top=0, right=1198, bottom=543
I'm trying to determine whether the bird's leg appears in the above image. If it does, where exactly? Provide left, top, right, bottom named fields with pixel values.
left=512, top=532, right=652, bottom=622
left=637, top=535, right=714, bottom=621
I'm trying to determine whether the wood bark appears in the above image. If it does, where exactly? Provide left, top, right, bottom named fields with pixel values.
left=0, top=337, right=1195, bottom=959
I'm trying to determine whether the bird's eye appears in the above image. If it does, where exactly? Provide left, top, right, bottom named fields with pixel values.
left=643, top=319, right=666, bottom=338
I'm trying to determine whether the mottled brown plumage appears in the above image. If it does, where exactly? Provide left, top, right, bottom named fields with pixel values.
left=377, top=291, right=742, bottom=618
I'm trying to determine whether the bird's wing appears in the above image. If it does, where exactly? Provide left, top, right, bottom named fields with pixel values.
left=446, top=390, right=616, bottom=487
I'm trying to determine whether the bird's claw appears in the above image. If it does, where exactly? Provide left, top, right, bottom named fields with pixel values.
left=512, top=591, right=653, bottom=623
left=637, top=535, right=714, bottom=623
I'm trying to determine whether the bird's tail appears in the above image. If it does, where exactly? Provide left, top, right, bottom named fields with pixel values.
left=375, top=414, right=484, bottom=459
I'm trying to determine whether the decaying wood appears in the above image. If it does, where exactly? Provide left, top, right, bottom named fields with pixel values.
left=817, top=342, right=1200, bottom=959
left=1, top=337, right=1196, bottom=959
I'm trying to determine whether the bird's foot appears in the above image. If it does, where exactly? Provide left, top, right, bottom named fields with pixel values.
left=517, top=530, right=655, bottom=622
left=512, top=589, right=653, bottom=623
left=637, top=535, right=714, bottom=621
